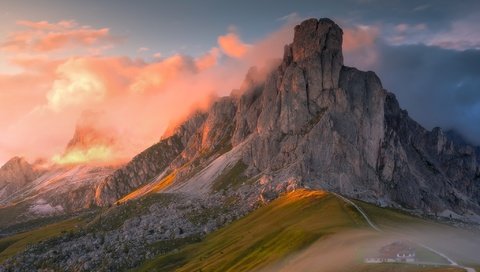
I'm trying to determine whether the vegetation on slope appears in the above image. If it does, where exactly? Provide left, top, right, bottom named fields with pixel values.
left=137, top=190, right=368, bottom=271
left=211, top=160, right=248, bottom=192
left=87, top=193, right=179, bottom=232
left=136, top=190, right=473, bottom=272
left=0, top=217, right=85, bottom=263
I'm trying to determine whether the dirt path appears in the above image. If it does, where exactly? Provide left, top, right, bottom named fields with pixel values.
left=332, top=192, right=476, bottom=272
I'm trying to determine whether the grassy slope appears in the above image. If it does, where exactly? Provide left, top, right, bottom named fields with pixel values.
left=136, top=190, right=466, bottom=272
left=0, top=217, right=84, bottom=263
left=137, top=190, right=366, bottom=271
left=0, top=190, right=474, bottom=271
left=0, top=202, right=31, bottom=228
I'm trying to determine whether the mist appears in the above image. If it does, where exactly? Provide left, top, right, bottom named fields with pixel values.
left=261, top=223, right=480, bottom=271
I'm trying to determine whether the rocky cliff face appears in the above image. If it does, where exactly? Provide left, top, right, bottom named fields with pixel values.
left=94, top=18, right=479, bottom=218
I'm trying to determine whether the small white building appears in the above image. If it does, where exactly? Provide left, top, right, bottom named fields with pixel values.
left=365, top=241, right=416, bottom=263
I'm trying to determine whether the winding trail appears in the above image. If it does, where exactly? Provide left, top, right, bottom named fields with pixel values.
left=332, top=192, right=476, bottom=272
left=333, top=192, right=382, bottom=232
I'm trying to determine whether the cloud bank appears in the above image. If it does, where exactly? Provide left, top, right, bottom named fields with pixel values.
left=342, top=21, right=480, bottom=145
left=0, top=19, right=296, bottom=165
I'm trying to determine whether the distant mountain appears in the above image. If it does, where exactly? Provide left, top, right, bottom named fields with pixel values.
left=0, top=121, right=117, bottom=227
left=0, top=157, right=41, bottom=201
left=96, top=18, right=480, bottom=219
left=65, top=120, right=115, bottom=152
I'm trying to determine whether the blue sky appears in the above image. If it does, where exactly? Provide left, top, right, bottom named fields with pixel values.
left=2, top=1, right=477, bottom=57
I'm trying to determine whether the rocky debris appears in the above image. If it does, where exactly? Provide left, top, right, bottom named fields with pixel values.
left=0, top=168, right=301, bottom=272
left=0, top=193, right=255, bottom=272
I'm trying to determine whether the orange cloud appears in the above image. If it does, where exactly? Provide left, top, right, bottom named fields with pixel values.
left=47, top=58, right=107, bottom=111
left=195, top=47, right=220, bottom=70
left=1, top=20, right=118, bottom=53
left=16, top=20, right=77, bottom=30
left=0, top=19, right=296, bottom=166
left=218, top=32, right=250, bottom=58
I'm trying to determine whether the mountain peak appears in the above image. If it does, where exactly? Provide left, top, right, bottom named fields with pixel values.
left=1, top=156, right=29, bottom=170
left=0, top=156, right=38, bottom=192
left=282, top=18, right=344, bottom=90
left=72, top=18, right=480, bottom=223
left=291, top=18, right=343, bottom=63
left=66, top=123, right=115, bottom=152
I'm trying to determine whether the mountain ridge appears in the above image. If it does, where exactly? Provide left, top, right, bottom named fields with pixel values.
left=94, top=18, right=480, bottom=219
left=0, top=18, right=479, bottom=223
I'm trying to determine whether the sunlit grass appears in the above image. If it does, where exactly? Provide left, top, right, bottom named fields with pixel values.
left=137, top=189, right=366, bottom=271
left=136, top=190, right=475, bottom=272
left=116, top=171, right=177, bottom=204
left=0, top=217, right=84, bottom=263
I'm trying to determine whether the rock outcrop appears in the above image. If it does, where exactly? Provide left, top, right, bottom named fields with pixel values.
left=94, top=18, right=480, bottom=218
left=94, top=136, right=184, bottom=205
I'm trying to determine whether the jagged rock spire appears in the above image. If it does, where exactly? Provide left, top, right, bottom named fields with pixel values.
left=291, top=18, right=343, bottom=63
left=283, top=18, right=343, bottom=89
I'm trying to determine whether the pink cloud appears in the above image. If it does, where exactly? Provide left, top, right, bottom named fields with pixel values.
left=0, top=19, right=297, bottom=166
left=16, top=20, right=77, bottom=30
left=195, top=47, right=220, bottom=70
left=218, top=32, right=250, bottom=58
left=1, top=20, right=119, bottom=53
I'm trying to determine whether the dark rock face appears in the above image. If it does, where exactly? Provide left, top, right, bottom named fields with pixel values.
left=235, top=18, right=479, bottom=215
left=95, top=136, right=184, bottom=205
left=290, top=18, right=343, bottom=89
left=95, top=18, right=480, bottom=217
